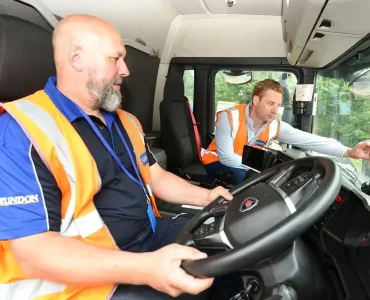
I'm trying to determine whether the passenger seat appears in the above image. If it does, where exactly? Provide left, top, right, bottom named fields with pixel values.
left=159, top=68, right=212, bottom=184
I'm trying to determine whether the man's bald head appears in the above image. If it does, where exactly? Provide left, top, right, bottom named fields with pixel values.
left=52, top=14, right=122, bottom=67
left=52, top=14, right=129, bottom=112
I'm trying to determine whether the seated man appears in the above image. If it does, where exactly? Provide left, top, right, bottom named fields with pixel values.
left=0, top=14, right=233, bottom=300
left=202, top=79, right=370, bottom=185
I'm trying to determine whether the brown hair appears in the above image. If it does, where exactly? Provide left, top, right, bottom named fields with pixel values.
left=252, top=79, right=283, bottom=98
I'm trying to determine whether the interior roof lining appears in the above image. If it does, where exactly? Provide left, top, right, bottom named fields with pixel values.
left=0, top=0, right=52, bottom=32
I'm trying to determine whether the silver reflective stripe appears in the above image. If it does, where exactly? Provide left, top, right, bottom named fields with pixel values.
left=124, top=112, right=145, bottom=145
left=75, top=209, right=104, bottom=238
left=201, top=149, right=218, bottom=157
left=13, top=101, right=104, bottom=238
left=106, top=285, right=119, bottom=300
left=0, top=279, right=66, bottom=300
left=229, top=108, right=240, bottom=140
left=146, top=184, right=154, bottom=196
left=13, top=101, right=77, bottom=235
left=63, top=209, right=104, bottom=238
left=0, top=103, right=52, bottom=173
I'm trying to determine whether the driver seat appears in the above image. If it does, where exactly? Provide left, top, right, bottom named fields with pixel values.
left=0, top=14, right=55, bottom=103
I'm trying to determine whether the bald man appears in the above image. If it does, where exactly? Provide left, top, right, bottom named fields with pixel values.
left=0, top=14, right=233, bottom=300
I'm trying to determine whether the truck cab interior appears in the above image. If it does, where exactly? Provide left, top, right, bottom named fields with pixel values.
left=2, top=0, right=370, bottom=299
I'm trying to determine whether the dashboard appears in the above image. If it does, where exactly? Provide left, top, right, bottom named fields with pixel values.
left=309, top=185, right=370, bottom=300
left=243, top=145, right=370, bottom=299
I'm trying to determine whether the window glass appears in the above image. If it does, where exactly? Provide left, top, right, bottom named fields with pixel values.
left=314, top=53, right=370, bottom=183
left=183, top=69, right=194, bottom=110
left=214, top=70, right=298, bottom=124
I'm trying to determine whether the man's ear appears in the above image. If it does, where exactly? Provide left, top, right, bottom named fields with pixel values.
left=252, top=95, right=260, bottom=106
left=68, top=45, right=83, bottom=72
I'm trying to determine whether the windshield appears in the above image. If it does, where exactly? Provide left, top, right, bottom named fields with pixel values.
left=213, top=70, right=298, bottom=126
left=313, top=48, right=370, bottom=184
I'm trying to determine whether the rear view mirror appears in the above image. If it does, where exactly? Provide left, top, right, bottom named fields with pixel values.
left=222, top=70, right=252, bottom=84
left=348, top=68, right=370, bottom=99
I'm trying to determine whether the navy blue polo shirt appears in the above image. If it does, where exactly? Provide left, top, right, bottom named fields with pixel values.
left=0, top=77, right=156, bottom=249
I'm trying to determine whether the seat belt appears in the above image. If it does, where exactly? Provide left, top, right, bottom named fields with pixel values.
left=186, top=99, right=202, bottom=160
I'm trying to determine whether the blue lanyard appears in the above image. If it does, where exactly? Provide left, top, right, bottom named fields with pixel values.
left=113, top=121, right=146, bottom=191
left=80, top=112, right=147, bottom=195
left=84, top=115, right=145, bottom=190
left=75, top=108, right=157, bottom=232
left=76, top=105, right=157, bottom=232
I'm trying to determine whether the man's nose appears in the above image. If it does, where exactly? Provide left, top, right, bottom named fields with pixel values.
left=118, top=60, right=130, bottom=77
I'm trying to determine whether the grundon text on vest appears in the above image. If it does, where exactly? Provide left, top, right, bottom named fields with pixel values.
left=201, top=104, right=280, bottom=165
left=0, top=90, right=160, bottom=300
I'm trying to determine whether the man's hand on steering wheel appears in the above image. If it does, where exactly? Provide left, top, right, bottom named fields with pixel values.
left=204, top=186, right=233, bottom=206
left=142, top=244, right=214, bottom=297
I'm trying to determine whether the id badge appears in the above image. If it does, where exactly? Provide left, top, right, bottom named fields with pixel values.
left=147, top=198, right=157, bottom=233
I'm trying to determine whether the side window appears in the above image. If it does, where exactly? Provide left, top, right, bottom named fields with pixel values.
left=214, top=70, right=298, bottom=125
left=183, top=69, right=195, bottom=110
left=314, top=64, right=370, bottom=182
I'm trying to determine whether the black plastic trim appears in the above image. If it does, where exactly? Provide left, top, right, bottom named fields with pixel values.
left=296, top=0, right=329, bottom=67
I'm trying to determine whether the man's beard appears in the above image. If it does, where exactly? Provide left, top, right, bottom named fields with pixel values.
left=86, top=69, right=123, bottom=112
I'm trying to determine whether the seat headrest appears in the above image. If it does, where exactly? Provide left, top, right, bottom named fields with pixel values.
left=0, top=14, right=56, bottom=102
left=163, top=71, right=185, bottom=102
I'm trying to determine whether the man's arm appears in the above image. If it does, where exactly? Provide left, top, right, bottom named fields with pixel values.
left=215, top=112, right=248, bottom=169
left=11, top=232, right=214, bottom=298
left=150, top=163, right=232, bottom=207
left=276, top=121, right=349, bottom=157
left=10, top=232, right=148, bottom=285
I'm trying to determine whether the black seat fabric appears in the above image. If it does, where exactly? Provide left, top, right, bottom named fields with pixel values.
left=0, top=14, right=56, bottom=102
left=160, top=69, right=208, bottom=182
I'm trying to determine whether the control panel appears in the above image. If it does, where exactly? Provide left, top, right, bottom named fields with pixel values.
left=282, top=172, right=312, bottom=194
left=293, top=84, right=315, bottom=116
left=193, top=220, right=230, bottom=250
left=194, top=222, right=217, bottom=239
left=294, top=101, right=310, bottom=115
left=315, top=193, right=345, bottom=230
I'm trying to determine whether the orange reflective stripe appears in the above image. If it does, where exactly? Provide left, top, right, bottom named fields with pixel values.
left=0, top=241, right=25, bottom=282
left=3, top=99, right=71, bottom=201
left=116, top=110, right=161, bottom=217
left=202, top=104, right=280, bottom=165
left=233, top=105, right=247, bottom=156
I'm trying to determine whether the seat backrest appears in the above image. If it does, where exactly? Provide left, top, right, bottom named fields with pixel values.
left=0, top=14, right=55, bottom=102
left=160, top=70, right=198, bottom=172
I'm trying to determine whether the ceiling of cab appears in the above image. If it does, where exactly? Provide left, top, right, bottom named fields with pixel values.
left=41, top=0, right=282, bottom=57
left=169, top=0, right=281, bottom=15
left=41, top=0, right=180, bottom=56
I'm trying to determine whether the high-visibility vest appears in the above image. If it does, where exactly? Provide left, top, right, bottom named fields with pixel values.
left=0, top=90, right=160, bottom=299
left=201, top=104, right=280, bottom=165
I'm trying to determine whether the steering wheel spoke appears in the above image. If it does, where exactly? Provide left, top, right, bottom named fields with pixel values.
left=193, top=216, right=233, bottom=250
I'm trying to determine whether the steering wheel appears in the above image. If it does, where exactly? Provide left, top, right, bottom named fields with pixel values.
left=175, top=156, right=341, bottom=278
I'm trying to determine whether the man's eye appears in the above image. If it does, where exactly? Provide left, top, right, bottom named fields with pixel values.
left=111, top=57, right=119, bottom=61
